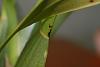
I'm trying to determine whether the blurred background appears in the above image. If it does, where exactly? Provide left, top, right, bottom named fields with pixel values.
left=1, top=0, right=100, bottom=67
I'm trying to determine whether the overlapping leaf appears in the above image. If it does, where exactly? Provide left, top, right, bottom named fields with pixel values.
left=15, top=21, right=49, bottom=67
left=2, top=0, right=21, bottom=66
left=16, top=0, right=100, bottom=31
left=14, top=0, right=100, bottom=67
left=0, top=0, right=100, bottom=67
left=1, top=0, right=100, bottom=53
left=15, top=12, right=71, bottom=67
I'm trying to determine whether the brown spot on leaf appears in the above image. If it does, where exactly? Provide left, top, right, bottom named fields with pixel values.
left=48, top=25, right=52, bottom=37
left=90, top=0, right=94, bottom=2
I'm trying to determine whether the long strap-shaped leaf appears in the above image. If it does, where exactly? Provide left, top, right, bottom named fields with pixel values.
left=0, top=2, right=7, bottom=67
left=2, top=0, right=22, bottom=66
left=52, top=0, right=100, bottom=15
left=0, top=0, right=7, bottom=47
left=15, top=0, right=100, bottom=31
left=15, top=11, right=71, bottom=67
left=0, top=0, right=60, bottom=53
left=0, top=0, right=100, bottom=57
left=14, top=15, right=57, bottom=67
left=14, top=18, right=52, bottom=67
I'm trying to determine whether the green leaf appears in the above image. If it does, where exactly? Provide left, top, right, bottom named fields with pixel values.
left=0, top=1, right=8, bottom=67
left=0, top=0, right=59, bottom=54
left=15, top=22, right=48, bottom=67
left=0, top=0, right=99, bottom=67
left=0, top=51, right=5, bottom=67
left=4, top=0, right=100, bottom=33
left=0, top=0, right=7, bottom=46
left=3, top=0, right=99, bottom=38
left=15, top=11, right=72, bottom=67
left=52, top=0, right=100, bottom=15
left=17, top=0, right=100, bottom=31
left=16, top=0, right=60, bottom=31
left=0, top=0, right=100, bottom=60
left=15, top=16, right=58, bottom=67
left=2, top=0, right=23, bottom=66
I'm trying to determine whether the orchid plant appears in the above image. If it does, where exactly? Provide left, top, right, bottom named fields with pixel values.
left=0, top=0, right=100, bottom=67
